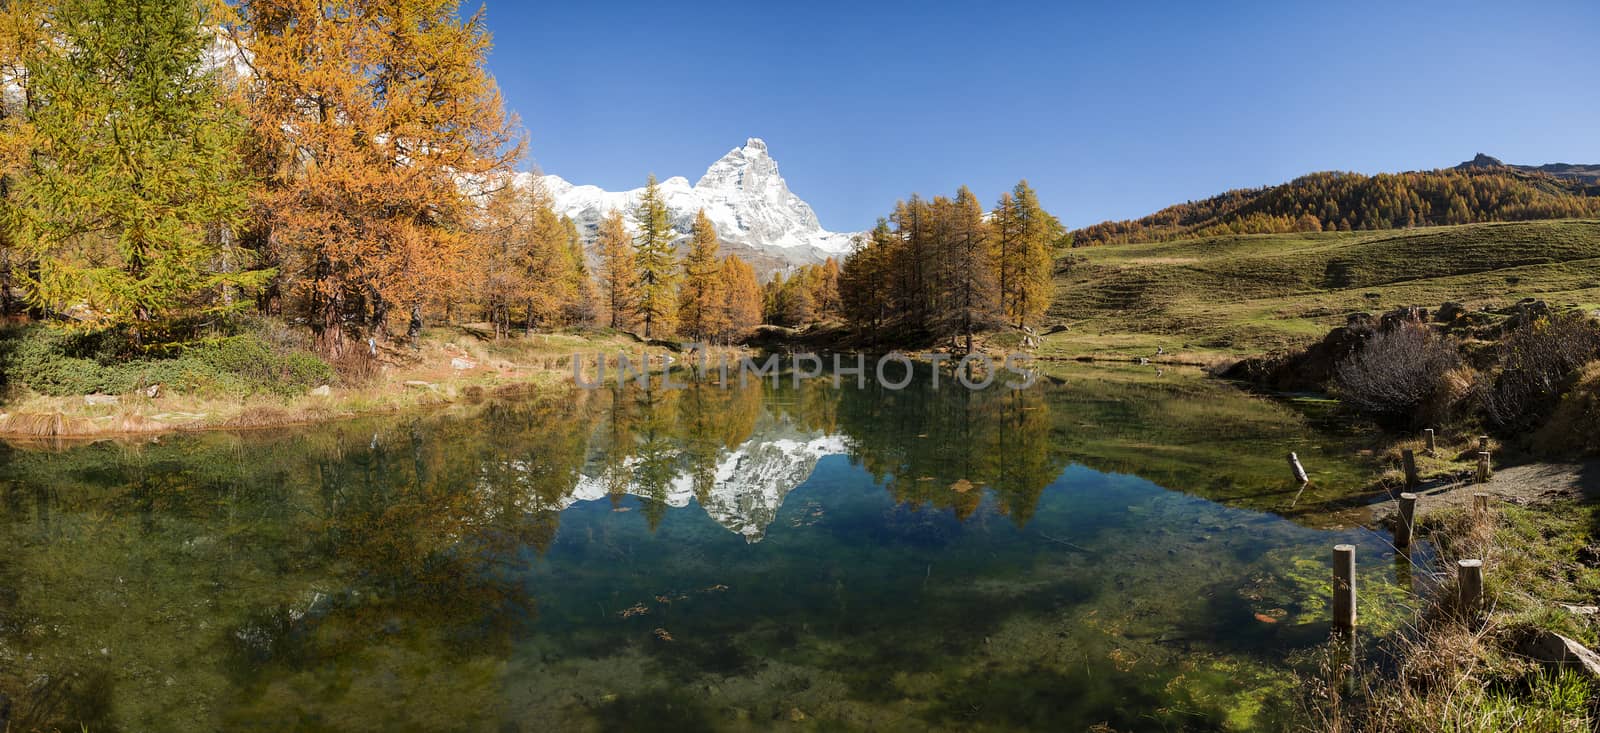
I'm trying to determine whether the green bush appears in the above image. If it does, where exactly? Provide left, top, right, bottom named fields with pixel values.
left=0, top=326, right=334, bottom=398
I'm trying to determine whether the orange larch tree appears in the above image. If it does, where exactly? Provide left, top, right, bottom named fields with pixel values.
left=596, top=211, right=638, bottom=330
left=233, top=0, right=521, bottom=353
left=677, top=209, right=727, bottom=341
left=717, top=254, right=761, bottom=342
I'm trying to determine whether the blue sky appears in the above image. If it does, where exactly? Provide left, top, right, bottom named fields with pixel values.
left=482, top=0, right=1600, bottom=231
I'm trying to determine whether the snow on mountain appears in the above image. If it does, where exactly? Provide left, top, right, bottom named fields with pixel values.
left=564, top=420, right=849, bottom=542
left=528, top=138, right=862, bottom=274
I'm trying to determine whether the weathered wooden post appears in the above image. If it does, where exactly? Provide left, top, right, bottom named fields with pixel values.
left=1424, top=428, right=1437, bottom=457
left=1475, top=452, right=1491, bottom=483
left=1473, top=492, right=1491, bottom=517
left=1333, top=544, right=1356, bottom=631
left=1478, top=435, right=1490, bottom=452
left=1458, top=558, right=1484, bottom=614
left=1402, top=449, right=1419, bottom=488
left=1395, top=492, right=1418, bottom=548
left=1289, top=452, right=1309, bottom=485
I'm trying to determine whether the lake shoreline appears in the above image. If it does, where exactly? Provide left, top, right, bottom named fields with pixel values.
left=0, top=328, right=682, bottom=445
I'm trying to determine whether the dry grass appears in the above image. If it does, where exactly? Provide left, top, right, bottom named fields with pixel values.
left=1305, top=502, right=1600, bottom=732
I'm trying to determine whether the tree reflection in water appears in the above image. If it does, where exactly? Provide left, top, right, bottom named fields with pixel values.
left=0, top=366, right=1380, bottom=731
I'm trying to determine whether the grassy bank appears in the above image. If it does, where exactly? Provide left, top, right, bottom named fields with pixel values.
left=1043, top=219, right=1600, bottom=361
left=1311, top=498, right=1600, bottom=731
left=0, top=321, right=696, bottom=442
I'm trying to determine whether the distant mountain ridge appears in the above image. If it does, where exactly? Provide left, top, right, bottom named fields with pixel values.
left=1456, top=153, right=1600, bottom=185
left=1074, top=154, right=1600, bottom=246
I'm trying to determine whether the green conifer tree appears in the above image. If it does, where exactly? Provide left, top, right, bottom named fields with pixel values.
left=7, top=0, right=257, bottom=337
left=632, top=174, right=678, bottom=337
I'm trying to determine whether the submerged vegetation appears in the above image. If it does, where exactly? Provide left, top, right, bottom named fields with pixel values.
left=0, top=367, right=1392, bottom=731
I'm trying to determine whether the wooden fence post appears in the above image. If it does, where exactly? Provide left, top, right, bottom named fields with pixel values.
left=1402, top=449, right=1419, bottom=488
left=1458, top=558, right=1484, bottom=614
left=1396, top=492, right=1417, bottom=548
left=1333, top=544, right=1356, bottom=631
left=1289, top=452, right=1309, bottom=485
left=1476, top=452, right=1491, bottom=484
left=1424, top=428, right=1436, bottom=457
left=1473, top=492, right=1491, bottom=517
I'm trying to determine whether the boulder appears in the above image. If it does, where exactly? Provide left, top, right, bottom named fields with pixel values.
left=1516, top=630, right=1600, bottom=680
left=309, top=384, right=332, bottom=397
left=1346, top=312, right=1376, bottom=328
left=1437, top=302, right=1467, bottom=323
left=450, top=356, right=477, bottom=370
left=142, top=384, right=160, bottom=399
left=84, top=394, right=120, bottom=406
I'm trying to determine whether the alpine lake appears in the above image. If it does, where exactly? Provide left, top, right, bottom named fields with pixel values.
left=0, top=362, right=1427, bottom=731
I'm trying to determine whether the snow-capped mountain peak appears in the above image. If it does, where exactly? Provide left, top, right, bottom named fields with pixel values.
left=532, top=138, right=860, bottom=274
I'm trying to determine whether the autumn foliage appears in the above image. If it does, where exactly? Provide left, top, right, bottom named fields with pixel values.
left=0, top=0, right=773, bottom=354
left=1074, top=167, right=1600, bottom=246
left=233, top=0, right=522, bottom=352
left=834, top=180, right=1064, bottom=348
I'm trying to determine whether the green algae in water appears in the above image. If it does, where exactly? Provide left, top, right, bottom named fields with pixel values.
left=0, top=365, right=1405, bottom=731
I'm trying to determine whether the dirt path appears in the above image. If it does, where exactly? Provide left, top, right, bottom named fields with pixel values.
left=1376, top=461, right=1600, bottom=522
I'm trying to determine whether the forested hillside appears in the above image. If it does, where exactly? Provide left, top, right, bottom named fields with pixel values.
left=1074, top=166, right=1600, bottom=246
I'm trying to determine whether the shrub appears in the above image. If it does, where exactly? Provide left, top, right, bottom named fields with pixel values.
left=1331, top=322, right=1465, bottom=426
left=1480, top=312, right=1600, bottom=433
left=181, top=336, right=335, bottom=394
left=0, top=325, right=333, bottom=398
left=1532, top=362, right=1600, bottom=457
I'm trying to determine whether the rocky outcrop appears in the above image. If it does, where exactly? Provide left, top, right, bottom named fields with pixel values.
left=1219, top=313, right=1376, bottom=391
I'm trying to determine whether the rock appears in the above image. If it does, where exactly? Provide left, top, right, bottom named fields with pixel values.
left=1516, top=630, right=1600, bottom=680
left=1560, top=604, right=1599, bottom=616
left=1044, top=324, right=1069, bottom=335
left=143, top=384, right=160, bottom=399
left=84, top=394, right=120, bottom=406
left=1437, top=302, right=1467, bottom=323
left=403, top=381, right=436, bottom=390
left=1380, top=305, right=1429, bottom=329
left=309, top=384, right=332, bottom=397
left=450, top=357, right=477, bottom=370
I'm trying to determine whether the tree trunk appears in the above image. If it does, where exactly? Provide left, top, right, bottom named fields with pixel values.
left=407, top=304, right=423, bottom=340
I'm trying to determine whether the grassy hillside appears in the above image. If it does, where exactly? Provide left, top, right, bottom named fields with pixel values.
left=1042, top=219, right=1600, bottom=359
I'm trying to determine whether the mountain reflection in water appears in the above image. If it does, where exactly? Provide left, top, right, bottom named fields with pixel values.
left=0, top=366, right=1395, bottom=732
